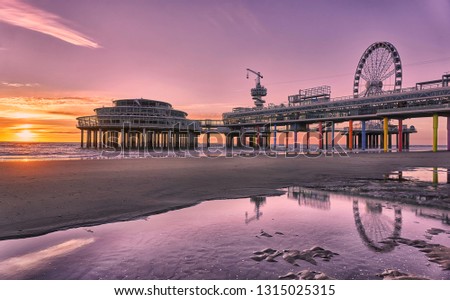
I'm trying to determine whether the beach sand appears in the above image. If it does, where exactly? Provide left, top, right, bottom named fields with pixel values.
left=1, top=151, right=449, bottom=240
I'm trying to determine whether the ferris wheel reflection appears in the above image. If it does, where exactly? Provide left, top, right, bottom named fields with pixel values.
left=353, top=200, right=402, bottom=252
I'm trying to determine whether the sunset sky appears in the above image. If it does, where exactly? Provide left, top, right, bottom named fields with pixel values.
left=1, top=0, right=450, bottom=143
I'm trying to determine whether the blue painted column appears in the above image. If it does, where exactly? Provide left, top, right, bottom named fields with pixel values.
left=361, top=121, right=366, bottom=150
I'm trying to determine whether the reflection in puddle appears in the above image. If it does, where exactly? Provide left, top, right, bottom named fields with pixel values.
left=245, top=196, right=266, bottom=224
left=0, top=238, right=94, bottom=279
left=0, top=188, right=449, bottom=280
left=288, top=187, right=330, bottom=210
left=386, top=167, right=450, bottom=184
left=353, top=201, right=402, bottom=253
left=414, top=208, right=450, bottom=225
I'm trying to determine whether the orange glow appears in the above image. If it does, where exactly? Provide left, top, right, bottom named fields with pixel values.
left=16, top=129, right=36, bottom=142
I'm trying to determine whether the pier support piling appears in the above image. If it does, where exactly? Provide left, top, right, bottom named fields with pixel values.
left=80, top=130, right=84, bottom=148
left=348, top=120, right=353, bottom=150
left=318, top=122, right=323, bottom=150
left=331, top=122, right=335, bottom=150
left=383, top=117, right=388, bottom=153
left=447, top=117, right=450, bottom=151
left=361, top=121, right=366, bottom=150
left=273, top=124, right=277, bottom=150
left=294, top=127, right=298, bottom=150
left=306, top=124, right=310, bottom=151
left=398, top=119, right=403, bottom=152
left=433, top=114, right=438, bottom=152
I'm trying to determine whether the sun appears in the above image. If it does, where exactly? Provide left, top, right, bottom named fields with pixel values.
left=16, top=129, right=36, bottom=142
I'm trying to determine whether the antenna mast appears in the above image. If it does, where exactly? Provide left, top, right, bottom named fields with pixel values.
left=246, top=68, right=267, bottom=108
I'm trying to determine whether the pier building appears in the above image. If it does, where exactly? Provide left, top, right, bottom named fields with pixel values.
left=77, top=98, right=200, bottom=149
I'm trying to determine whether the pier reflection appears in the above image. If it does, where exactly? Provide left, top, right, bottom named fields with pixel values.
left=245, top=196, right=266, bottom=224
left=386, top=167, right=450, bottom=184
left=414, top=208, right=450, bottom=225
left=287, top=186, right=330, bottom=210
left=353, top=200, right=402, bottom=252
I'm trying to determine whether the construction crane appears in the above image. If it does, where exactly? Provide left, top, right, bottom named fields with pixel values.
left=246, top=68, right=267, bottom=108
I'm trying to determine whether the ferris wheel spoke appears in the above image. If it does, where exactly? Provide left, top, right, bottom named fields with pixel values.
left=379, top=61, right=394, bottom=80
left=360, top=73, right=370, bottom=81
left=380, top=69, right=396, bottom=81
left=374, top=49, right=384, bottom=78
left=376, top=50, right=389, bottom=79
left=378, top=52, right=394, bottom=79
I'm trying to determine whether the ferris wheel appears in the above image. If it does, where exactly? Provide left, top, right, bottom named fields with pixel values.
left=353, top=42, right=403, bottom=98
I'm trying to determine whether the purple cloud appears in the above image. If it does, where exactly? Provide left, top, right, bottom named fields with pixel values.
left=0, top=0, right=100, bottom=48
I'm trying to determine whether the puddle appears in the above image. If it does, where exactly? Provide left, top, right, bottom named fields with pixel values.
left=0, top=188, right=449, bottom=280
left=386, top=167, right=450, bottom=185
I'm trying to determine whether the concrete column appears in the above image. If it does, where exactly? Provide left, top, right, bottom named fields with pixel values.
left=294, top=129, right=298, bottom=150
left=206, top=132, right=211, bottom=148
left=142, top=129, right=147, bottom=149
left=398, top=119, right=403, bottom=152
left=433, top=114, right=438, bottom=152
left=174, top=132, right=179, bottom=150
left=168, top=131, right=173, bottom=149
left=98, top=129, right=103, bottom=149
left=257, top=127, right=261, bottom=147
left=318, top=122, right=323, bottom=150
left=120, top=129, right=124, bottom=149
left=383, top=117, right=388, bottom=152
left=273, top=124, right=277, bottom=149
left=306, top=124, right=310, bottom=151
left=80, top=130, right=84, bottom=148
left=331, top=122, right=335, bottom=149
left=285, top=131, right=289, bottom=150
left=447, top=117, right=450, bottom=151
left=87, top=130, right=91, bottom=148
left=237, top=130, right=243, bottom=147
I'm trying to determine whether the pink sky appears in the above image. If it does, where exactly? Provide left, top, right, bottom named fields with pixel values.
left=0, top=0, right=450, bottom=143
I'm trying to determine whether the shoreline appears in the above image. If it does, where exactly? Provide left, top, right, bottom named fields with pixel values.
left=1, top=151, right=450, bottom=240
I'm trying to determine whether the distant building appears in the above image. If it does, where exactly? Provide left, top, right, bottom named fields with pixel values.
left=76, top=98, right=200, bottom=149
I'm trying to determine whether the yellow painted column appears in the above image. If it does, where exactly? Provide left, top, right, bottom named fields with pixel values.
left=383, top=117, right=388, bottom=152
left=433, top=114, right=438, bottom=152
left=433, top=167, right=438, bottom=184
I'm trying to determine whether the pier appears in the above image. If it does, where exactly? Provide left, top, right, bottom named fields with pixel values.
left=77, top=42, right=450, bottom=153
left=208, top=42, right=450, bottom=153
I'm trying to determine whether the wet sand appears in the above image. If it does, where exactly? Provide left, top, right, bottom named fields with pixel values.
left=1, top=151, right=449, bottom=240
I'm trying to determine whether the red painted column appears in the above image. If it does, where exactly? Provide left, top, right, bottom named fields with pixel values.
left=348, top=120, right=353, bottom=150
left=398, top=119, right=403, bottom=152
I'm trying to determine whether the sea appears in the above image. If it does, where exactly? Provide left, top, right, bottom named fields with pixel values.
left=0, top=142, right=447, bottom=161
